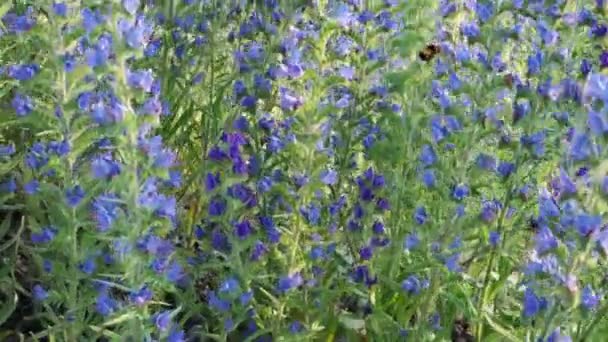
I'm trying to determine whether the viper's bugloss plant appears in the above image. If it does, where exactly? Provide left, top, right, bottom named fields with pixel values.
left=3, top=0, right=608, bottom=341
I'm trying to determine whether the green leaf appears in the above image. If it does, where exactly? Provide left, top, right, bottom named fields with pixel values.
left=483, top=313, right=521, bottom=342
left=0, top=211, right=11, bottom=241
left=0, top=283, right=17, bottom=326
left=338, top=314, right=366, bottom=331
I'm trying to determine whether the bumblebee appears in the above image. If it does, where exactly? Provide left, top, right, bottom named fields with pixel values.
left=418, top=43, right=441, bottom=62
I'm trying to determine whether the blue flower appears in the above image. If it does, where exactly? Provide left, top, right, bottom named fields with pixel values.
left=152, top=310, right=172, bottom=331
left=209, top=291, right=231, bottom=312
left=414, top=206, right=427, bottom=225
left=497, top=162, right=515, bottom=178
left=421, top=169, right=436, bottom=187
left=168, top=328, right=186, bottom=342
left=250, top=240, right=268, bottom=261
left=0, top=144, right=15, bottom=157
left=569, top=132, right=596, bottom=161
left=24, top=180, right=39, bottom=194
left=420, top=144, right=437, bottom=167
left=52, top=2, right=67, bottom=16
left=118, top=15, right=152, bottom=49
left=402, top=275, right=422, bottom=295
left=452, top=184, right=469, bottom=201
left=31, top=226, right=58, bottom=244
left=546, top=328, right=572, bottom=342
left=574, top=214, right=602, bottom=236
left=219, top=278, right=240, bottom=294
left=95, top=291, right=117, bottom=316
left=91, top=154, right=121, bottom=179
left=289, top=320, right=304, bottom=334
left=588, top=111, right=608, bottom=135
left=535, top=226, right=558, bottom=254
left=65, top=185, right=85, bottom=207
left=33, top=284, right=48, bottom=301
left=129, top=285, right=153, bottom=306
left=581, top=285, right=600, bottom=310
left=320, top=169, right=338, bottom=185
left=476, top=154, right=497, bottom=171
left=359, top=246, right=373, bottom=260
left=92, top=193, right=121, bottom=232
left=12, top=93, right=34, bottom=116
left=277, top=272, right=303, bottom=293
left=527, top=51, right=543, bottom=75
left=489, top=231, right=500, bottom=246
left=523, top=288, right=545, bottom=318
left=126, top=69, right=155, bottom=92
left=122, top=0, right=139, bottom=15
left=82, top=8, right=104, bottom=32
left=7, top=64, right=39, bottom=81
left=79, top=258, right=96, bottom=275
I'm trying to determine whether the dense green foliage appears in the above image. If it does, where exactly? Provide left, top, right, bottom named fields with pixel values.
left=2, top=0, right=608, bottom=341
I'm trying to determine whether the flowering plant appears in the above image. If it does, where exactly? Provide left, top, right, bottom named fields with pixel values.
left=2, top=0, right=608, bottom=341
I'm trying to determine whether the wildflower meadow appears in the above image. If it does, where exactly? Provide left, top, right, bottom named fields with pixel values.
left=3, top=0, right=608, bottom=341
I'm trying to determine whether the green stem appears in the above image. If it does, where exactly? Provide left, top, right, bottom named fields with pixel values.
left=579, top=303, right=608, bottom=341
